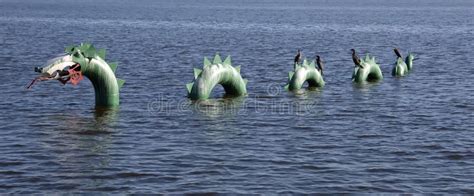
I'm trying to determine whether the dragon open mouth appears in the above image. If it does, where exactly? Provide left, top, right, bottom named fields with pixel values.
left=26, top=63, right=83, bottom=89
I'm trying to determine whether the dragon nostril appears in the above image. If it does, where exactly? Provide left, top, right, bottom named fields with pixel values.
left=34, top=67, right=42, bottom=73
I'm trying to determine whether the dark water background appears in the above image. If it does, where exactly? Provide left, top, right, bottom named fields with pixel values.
left=0, top=0, right=473, bottom=194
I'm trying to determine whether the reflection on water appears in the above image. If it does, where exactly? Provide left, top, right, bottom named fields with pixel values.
left=21, top=107, right=120, bottom=193
left=352, top=81, right=382, bottom=92
left=293, top=87, right=323, bottom=98
left=2, top=0, right=474, bottom=193
left=93, top=107, right=119, bottom=129
left=47, top=107, right=119, bottom=134
left=56, top=110, right=115, bottom=192
left=191, top=97, right=245, bottom=118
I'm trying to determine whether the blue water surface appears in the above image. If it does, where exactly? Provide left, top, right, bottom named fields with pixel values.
left=0, top=0, right=473, bottom=194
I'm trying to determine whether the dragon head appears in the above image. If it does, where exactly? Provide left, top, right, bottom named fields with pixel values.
left=33, top=55, right=79, bottom=80
left=28, top=43, right=124, bottom=107
left=28, top=43, right=103, bottom=88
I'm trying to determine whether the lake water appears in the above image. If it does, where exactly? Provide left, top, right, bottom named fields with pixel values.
left=0, top=0, right=473, bottom=194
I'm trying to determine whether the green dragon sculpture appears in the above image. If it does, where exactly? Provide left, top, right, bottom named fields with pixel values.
left=284, top=59, right=325, bottom=91
left=352, top=54, right=383, bottom=83
left=392, top=52, right=415, bottom=76
left=186, top=54, right=247, bottom=100
left=29, top=43, right=124, bottom=107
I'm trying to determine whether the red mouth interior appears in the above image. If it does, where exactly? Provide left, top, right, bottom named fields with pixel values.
left=26, top=63, right=83, bottom=89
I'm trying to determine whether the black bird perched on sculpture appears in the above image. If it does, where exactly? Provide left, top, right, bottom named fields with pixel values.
left=394, top=48, right=403, bottom=58
left=316, top=55, right=324, bottom=76
left=294, top=49, right=302, bottom=66
left=351, top=49, right=364, bottom=68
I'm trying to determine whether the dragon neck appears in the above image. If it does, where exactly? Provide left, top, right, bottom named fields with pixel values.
left=81, top=58, right=119, bottom=107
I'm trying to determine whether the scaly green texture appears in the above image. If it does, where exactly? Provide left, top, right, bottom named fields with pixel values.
left=284, top=59, right=324, bottom=90
left=186, top=53, right=247, bottom=100
left=352, top=54, right=383, bottom=83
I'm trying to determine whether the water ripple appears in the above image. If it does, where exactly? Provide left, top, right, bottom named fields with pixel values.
left=1, top=0, right=473, bottom=194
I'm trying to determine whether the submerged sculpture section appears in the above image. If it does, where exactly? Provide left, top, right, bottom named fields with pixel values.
left=352, top=54, right=383, bottom=83
left=285, top=59, right=325, bottom=91
left=186, top=53, right=247, bottom=100
left=392, top=49, right=415, bottom=77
